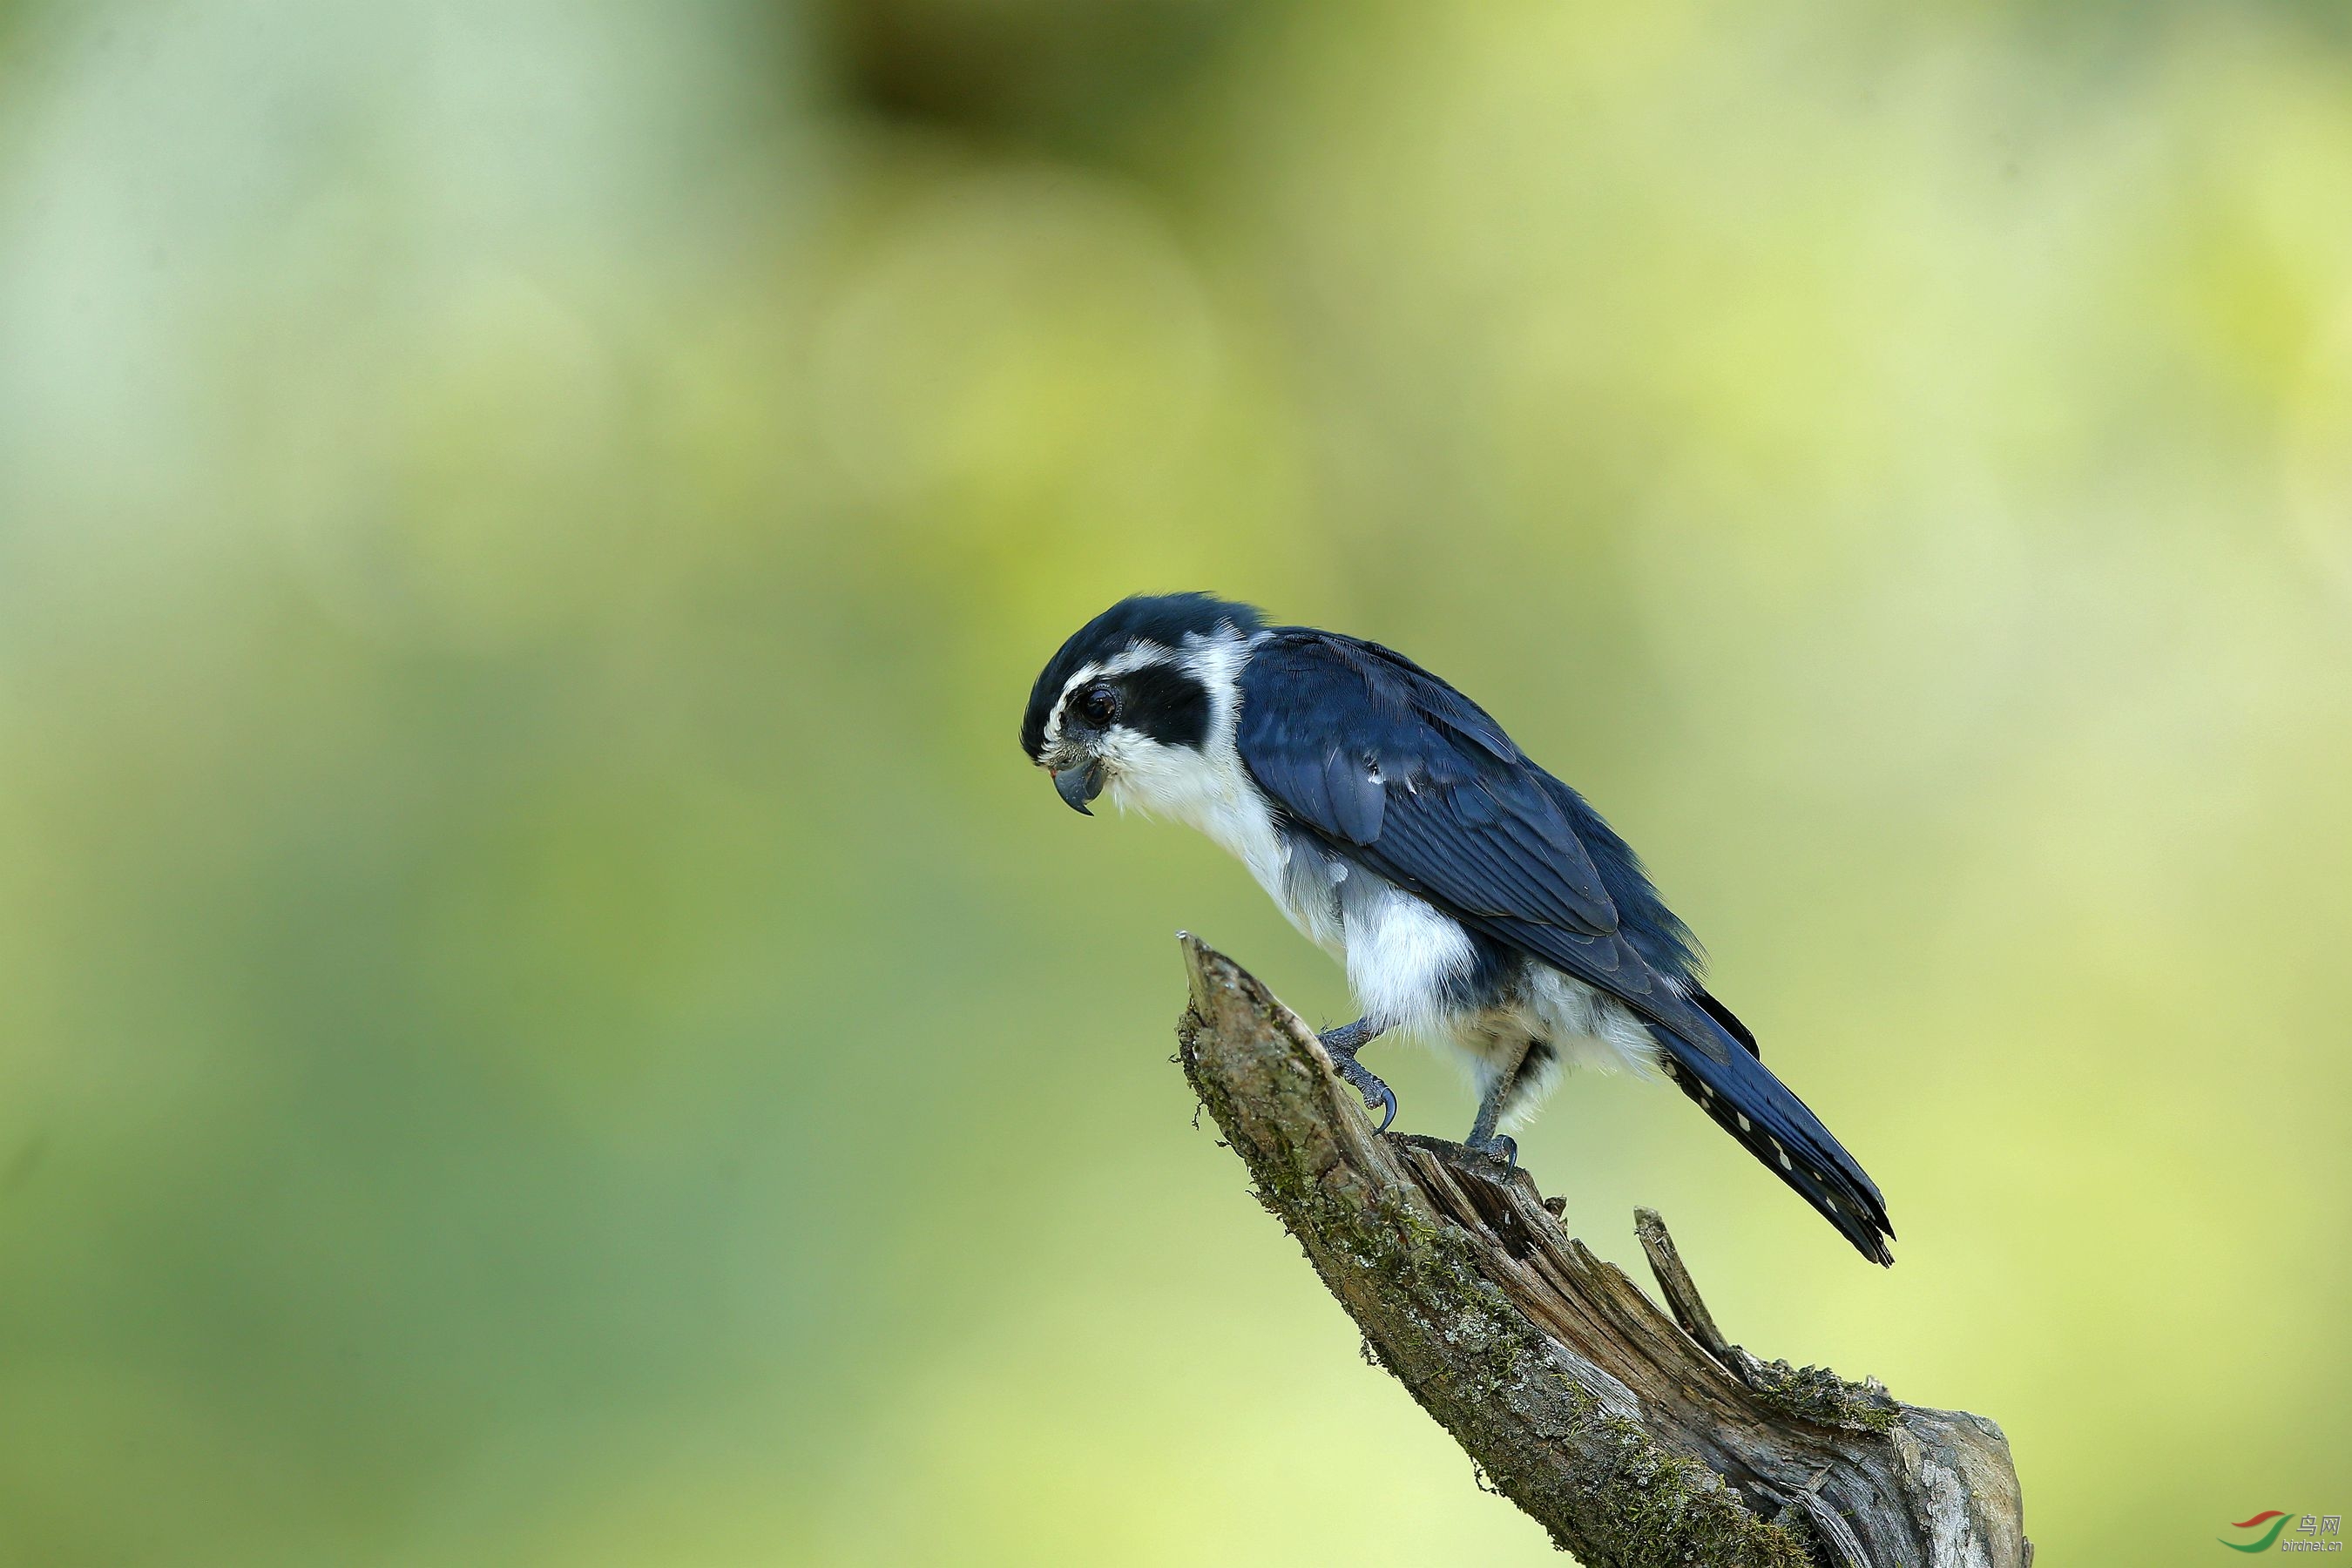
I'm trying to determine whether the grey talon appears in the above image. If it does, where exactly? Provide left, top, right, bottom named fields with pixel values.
left=1318, top=1017, right=1397, bottom=1133
left=1470, top=1133, right=1517, bottom=1166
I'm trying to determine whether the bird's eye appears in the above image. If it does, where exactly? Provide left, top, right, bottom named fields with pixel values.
left=1074, top=684, right=1119, bottom=728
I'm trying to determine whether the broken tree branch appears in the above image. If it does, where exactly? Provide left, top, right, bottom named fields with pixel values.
left=1174, top=934, right=2027, bottom=1568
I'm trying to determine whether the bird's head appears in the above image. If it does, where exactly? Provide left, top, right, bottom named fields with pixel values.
left=1021, top=593, right=1263, bottom=814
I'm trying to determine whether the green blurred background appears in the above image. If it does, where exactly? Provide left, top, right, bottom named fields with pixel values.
left=2, top=0, right=2349, bottom=1562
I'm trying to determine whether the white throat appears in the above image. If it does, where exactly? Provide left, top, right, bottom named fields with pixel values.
left=1099, top=629, right=1299, bottom=928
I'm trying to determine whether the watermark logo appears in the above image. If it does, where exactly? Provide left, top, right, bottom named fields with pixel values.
left=2222, top=1512, right=2342, bottom=1554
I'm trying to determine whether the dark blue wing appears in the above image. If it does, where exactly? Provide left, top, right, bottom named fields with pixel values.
left=1234, top=632, right=1620, bottom=936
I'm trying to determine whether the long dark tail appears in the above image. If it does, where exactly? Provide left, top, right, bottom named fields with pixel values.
left=1649, top=1012, right=1895, bottom=1266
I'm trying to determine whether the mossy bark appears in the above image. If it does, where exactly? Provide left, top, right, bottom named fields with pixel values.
left=1175, top=935, right=2027, bottom=1568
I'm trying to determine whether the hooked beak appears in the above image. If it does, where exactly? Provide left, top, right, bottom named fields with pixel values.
left=1051, top=759, right=1106, bottom=815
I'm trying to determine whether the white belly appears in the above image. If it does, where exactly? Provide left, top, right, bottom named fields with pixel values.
left=1335, top=875, right=1660, bottom=1127
left=1339, top=881, right=1477, bottom=1036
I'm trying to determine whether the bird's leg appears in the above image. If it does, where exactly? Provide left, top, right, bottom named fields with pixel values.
left=1464, top=1037, right=1534, bottom=1166
left=1464, top=1090, right=1517, bottom=1166
left=1318, top=1017, right=1396, bottom=1133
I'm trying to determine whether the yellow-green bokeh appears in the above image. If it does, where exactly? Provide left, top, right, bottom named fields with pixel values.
left=2, top=1, right=2348, bottom=1563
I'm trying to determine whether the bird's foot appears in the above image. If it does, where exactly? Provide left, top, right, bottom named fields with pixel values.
left=1320, top=1032, right=1398, bottom=1133
left=1465, top=1132, right=1518, bottom=1166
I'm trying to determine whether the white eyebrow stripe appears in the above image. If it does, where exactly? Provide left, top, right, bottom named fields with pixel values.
left=1042, top=660, right=1102, bottom=748
left=1098, top=641, right=1177, bottom=678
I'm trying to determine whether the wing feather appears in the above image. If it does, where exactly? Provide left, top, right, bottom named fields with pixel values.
left=1239, top=634, right=1617, bottom=929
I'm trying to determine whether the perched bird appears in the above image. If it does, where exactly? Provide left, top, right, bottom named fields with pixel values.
left=1022, top=592, right=1893, bottom=1264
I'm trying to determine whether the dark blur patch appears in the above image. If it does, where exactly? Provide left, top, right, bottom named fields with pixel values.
left=814, top=0, right=1273, bottom=156
left=804, top=0, right=2352, bottom=153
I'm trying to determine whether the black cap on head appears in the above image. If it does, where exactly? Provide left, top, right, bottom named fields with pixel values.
left=1020, top=593, right=1264, bottom=760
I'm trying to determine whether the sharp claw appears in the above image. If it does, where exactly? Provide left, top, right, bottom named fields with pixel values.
left=1322, top=1037, right=1398, bottom=1135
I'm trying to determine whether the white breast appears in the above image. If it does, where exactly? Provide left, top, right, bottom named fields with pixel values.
left=1103, top=737, right=1338, bottom=949
left=1119, top=747, right=1469, bottom=1030
left=1099, top=628, right=1345, bottom=950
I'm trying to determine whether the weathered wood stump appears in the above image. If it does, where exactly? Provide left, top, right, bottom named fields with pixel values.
left=1176, top=934, right=2027, bottom=1568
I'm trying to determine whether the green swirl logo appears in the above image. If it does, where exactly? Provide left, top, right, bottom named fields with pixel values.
left=2223, top=1512, right=2293, bottom=1553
